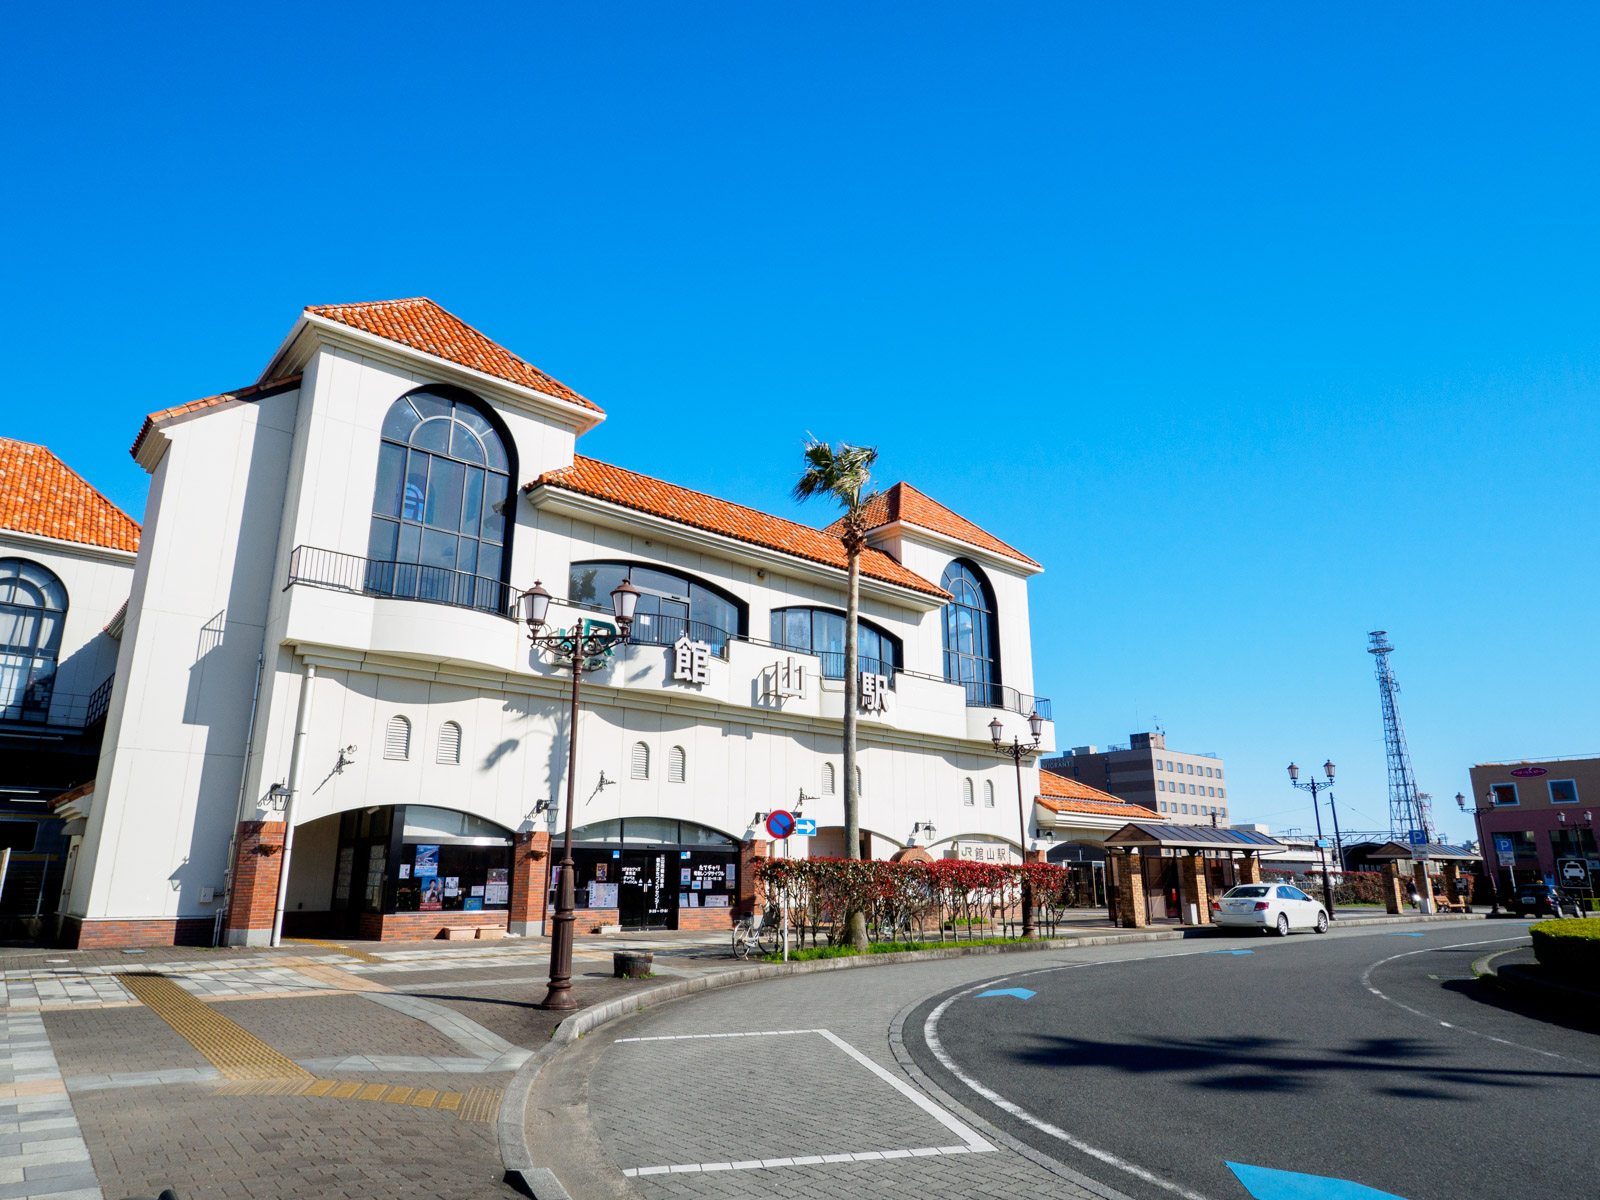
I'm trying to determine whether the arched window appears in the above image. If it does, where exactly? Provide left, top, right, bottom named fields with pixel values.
left=384, top=715, right=411, bottom=760
left=962, top=778, right=974, bottom=807
left=368, top=388, right=513, bottom=612
left=0, top=559, right=67, bottom=722
left=771, top=607, right=899, bottom=679
left=821, top=763, right=836, bottom=795
left=941, top=561, right=999, bottom=706
left=436, top=721, right=462, bottom=765
left=570, top=561, right=744, bottom=656
left=631, top=741, right=650, bottom=780
left=983, top=780, right=995, bottom=808
left=668, top=745, right=686, bottom=784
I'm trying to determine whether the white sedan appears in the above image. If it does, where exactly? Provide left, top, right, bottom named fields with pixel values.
left=1212, top=883, right=1329, bottom=935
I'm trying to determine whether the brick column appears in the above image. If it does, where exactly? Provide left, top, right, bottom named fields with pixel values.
left=1413, top=861, right=1435, bottom=914
left=1177, top=852, right=1210, bottom=925
left=224, top=821, right=286, bottom=948
left=738, top=839, right=768, bottom=917
left=1117, top=851, right=1148, bottom=927
left=1441, top=862, right=1462, bottom=907
left=510, top=830, right=551, bottom=937
left=1237, top=852, right=1262, bottom=885
left=1380, top=861, right=1405, bottom=914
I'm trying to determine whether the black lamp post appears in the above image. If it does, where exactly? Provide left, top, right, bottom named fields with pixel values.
left=1455, top=791, right=1502, bottom=916
left=1287, top=760, right=1338, bottom=920
left=990, top=710, right=1045, bottom=938
left=519, top=575, right=640, bottom=1010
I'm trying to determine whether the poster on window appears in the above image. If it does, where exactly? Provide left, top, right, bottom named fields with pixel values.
left=485, top=867, right=509, bottom=905
left=420, top=877, right=444, bottom=910
left=588, top=881, right=619, bottom=908
left=413, top=846, right=440, bottom=877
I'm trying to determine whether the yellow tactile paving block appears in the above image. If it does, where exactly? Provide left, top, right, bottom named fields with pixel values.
left=457, top=1087, right=499, bottom=1123
left=291, top=963, right=392, bottom=993
left=282, top=938, right=385, bottom=964
left=209, top=1078, right=499, bottom=1121
left=119, top=973, right=311, bottom=1081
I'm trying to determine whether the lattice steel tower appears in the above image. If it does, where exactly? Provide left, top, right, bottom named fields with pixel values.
left=1367, top=631, right=1431, bottom=840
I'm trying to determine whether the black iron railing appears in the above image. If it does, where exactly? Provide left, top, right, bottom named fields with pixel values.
left=85, top=675, right=114, bottom=726
left=0, top=680, right=113, bottom=730
left=957, top=682, right=1053, bottom=721
left=287, top=546, right=514, bottom=617
left=627, top=612, right=737, bottom=660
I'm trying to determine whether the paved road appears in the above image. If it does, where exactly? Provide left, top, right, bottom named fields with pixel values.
left=903, top=921, right=1598, bottom=1200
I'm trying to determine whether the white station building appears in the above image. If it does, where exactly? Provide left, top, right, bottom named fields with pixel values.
left=54, top=298, right=1068, bottom=947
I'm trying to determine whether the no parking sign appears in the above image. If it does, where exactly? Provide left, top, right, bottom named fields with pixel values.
left=766, top=810, right=796, bottom=839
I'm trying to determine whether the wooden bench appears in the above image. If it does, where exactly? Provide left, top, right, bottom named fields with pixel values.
left=1436, top=899, right=1471, bottom=914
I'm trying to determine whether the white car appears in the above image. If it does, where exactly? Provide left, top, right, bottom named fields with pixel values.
left=1212, top=883, right=1329, bottom=935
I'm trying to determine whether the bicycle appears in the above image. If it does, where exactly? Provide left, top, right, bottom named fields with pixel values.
left=732, top=908, right=776, bottom=959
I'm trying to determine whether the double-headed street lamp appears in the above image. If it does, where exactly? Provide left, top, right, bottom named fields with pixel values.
left=990, top=709, right=1045, bottom=938
left=1287, top=760, right=1340, bottom=920
left=1455, top=792, right=1503, bottom=916
left=518, top=575, right=641, bottom=1010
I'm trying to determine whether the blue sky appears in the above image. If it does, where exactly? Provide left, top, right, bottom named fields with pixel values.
left=6, top=4, right=1599, bottom=842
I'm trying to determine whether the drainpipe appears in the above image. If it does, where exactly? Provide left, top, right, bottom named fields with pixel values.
left=270, top=662, right=316, bottom=948
left=216, top=653, right=264, bottom=946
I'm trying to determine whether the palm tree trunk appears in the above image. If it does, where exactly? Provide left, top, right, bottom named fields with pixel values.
left=843, top=537, right=868, bottom=952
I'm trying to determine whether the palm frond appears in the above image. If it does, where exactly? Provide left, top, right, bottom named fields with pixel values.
left=792, top=437, right=879, bottom=515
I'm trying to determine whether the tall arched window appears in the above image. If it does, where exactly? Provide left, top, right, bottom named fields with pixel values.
left=631, top=742, right=650, bottom=780
left=368, top=388, right=513, bottom=612
left=0, top=559, right=67, bottom=722
left=962, top=778, right=974, bottom=807
left=668, top=745, right=687, bottom=784
left=940, top=560, right=999, bottom=706
left=384, top=715, right=411, bottom=760
left=436, top=721, right=462, bottom=765
left=983, top=780, right=995, bottom=808
left=821, top=763, right=836, bottom=795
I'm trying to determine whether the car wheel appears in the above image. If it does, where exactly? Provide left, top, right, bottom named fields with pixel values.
left=1314, top=910, right=1329, bottom=934
left=1276, top=913, right=1290, bottom=937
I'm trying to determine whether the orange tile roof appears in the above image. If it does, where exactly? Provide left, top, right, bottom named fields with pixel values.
left=0, top=439, right=140, bottom=553
left=527, top=457, right=949, bottom=598
left=829, top=482, right=1039, bottom=568
left=305, top=298, right=600, bottom=415
left=1037, top=770, right=1157, bottom=818
left=129, top=377, right=302, bottom=460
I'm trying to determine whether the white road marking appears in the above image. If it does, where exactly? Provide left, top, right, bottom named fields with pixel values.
left=923, top=983, right=1215, bottom=1200
left=611, top=1026, right=993, bottom=1175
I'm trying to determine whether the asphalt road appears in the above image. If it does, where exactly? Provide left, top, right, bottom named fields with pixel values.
left=904, top=921, right=1600, bottom=1200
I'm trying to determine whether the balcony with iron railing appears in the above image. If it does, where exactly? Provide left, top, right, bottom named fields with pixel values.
left=284, top=545, right=1050, bottom=719
left=0, top=675, right=114, bottom=730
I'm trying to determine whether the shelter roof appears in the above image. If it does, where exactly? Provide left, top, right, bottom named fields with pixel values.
left=1364, top=842, right=1481, bottom=862
left=1103, top=823, right=1287, bottom=853
left=526, top=457, right=948, bottom=598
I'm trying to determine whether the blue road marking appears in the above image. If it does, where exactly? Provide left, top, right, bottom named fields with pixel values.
left=1211, top=950, right=1254, bottom=955
left=1228, top=1161, right=1409, bottom=1199
left=1385, top=932, right=1425, bottom=937
left=974, top=987, right=1036, bottom=1000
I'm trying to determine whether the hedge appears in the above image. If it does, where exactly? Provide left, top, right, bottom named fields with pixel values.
left=1529, top=918, right=1600, bottom=986
left=751, top=857, right=1078, bottom=948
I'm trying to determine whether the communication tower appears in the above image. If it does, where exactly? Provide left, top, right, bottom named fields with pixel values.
left=1367, top=631, right=1430, bottom=841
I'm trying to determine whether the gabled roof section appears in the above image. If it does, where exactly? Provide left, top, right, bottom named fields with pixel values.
left=0, top=440, right=140, bottom=553
left=829, top=481, right=1039, bottom=568
left=302, top=298, right=601, bottom=415
left=1037, top=770, right=1156, bottom=818
left=527, top=457, right=948, bottom=599
left=129, top=376, right=302, bottom=462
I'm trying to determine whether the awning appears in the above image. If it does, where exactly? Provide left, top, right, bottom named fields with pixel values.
left=1102, top=823, right=1288, bottom=855
left=1364, top=841, right=1480, bottom=863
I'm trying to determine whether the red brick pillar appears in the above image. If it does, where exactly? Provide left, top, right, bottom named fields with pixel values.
left=510, top=831, right=551, bottom=937
left=224, top=821, right=285, bottom=948
left=1237, top=852, right=1262, bottom=885
left=738, top=839, right=768, bottom=917
left=1117, top=851, right=1148, bottom=927
left=1380, top=861, right=1405, bottom=914
left=1178, top=852, right=1210, bottom=925
left=1413, top=861, right=1436, bottom=914
left=1441, top=862, right=1462, bottom=907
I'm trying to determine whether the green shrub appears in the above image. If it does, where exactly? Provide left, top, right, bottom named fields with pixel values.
left=1529, top=918, right=1600, bottom=985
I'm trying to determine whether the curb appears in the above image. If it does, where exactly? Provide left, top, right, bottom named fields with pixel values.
left=495, top=913, right=1484, bottom=1197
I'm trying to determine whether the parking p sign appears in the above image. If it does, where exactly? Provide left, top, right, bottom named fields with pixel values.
left=1494, top=835, right=1515, bottom=866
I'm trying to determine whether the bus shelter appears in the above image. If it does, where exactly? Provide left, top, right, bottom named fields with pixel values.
left=1102, top=823, right=1288, bottom=927
left=1364, top=842, right=1481, bottom=915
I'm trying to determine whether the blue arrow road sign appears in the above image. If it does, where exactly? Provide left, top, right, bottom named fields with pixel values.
left=1228, top=1162, right=1408, bottom=1199
left=795, top=818, right=817, bottom=835
left=975, top=988, right=1036, bottom=1000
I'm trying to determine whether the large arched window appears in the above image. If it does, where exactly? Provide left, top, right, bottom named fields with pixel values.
left=940, top=560, right=999, bottom=706
left=368, top=388, right=513, bottom=612
left=0, top=559, right=67, bottom=723
left=770, top=607, right=899, bottom=680
left=569, top=561, right=744, bottom=656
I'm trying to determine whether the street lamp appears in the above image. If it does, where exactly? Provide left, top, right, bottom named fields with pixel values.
left=1456, top=791, right=1501, bottom=916
left=1287, top=760, right=1338, bottom=920
left=521, top=576, right=639, bottom=1010
left=991, top=710, right=1045, bottom=938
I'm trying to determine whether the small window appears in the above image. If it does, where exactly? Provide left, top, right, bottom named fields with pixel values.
left=1181, top=804, right=1189, bottom=814
left=822, top=763, right=836, bottom=795
left=1550, top=779, right=1579, bottom=804
left=1217, top=768, right=1223, bottom=779
left=1159, top=801, right=1167, bottom=813
left=1219, top=789, right=1225, bottom=799
left=1490, top=783, right=1518, bottom=807
left=963, top=778, right=975, bottom=806
left=1155, top=760, right=1163, bottom=771
left=384, top=715, right=411, bottom=761
left=436, top=721, right=462, bottom=765
left=1188, top=764, right=1194, bottom=774
left=1166, top=760, right=1173, bottom=771
left=855, top=765, right=863, bottom=796
left=631, top=742, right=650, bottom=780
left=983, top=781, right=995, bottom=808
left=668, top=745, right=686, bottom=784
left=1206, top=767, right=1213, bottom=777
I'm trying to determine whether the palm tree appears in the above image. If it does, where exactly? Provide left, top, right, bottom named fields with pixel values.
left=794, top=438, right=878, bottom=952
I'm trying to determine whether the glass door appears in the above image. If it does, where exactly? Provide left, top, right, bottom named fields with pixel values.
left=619, top=850, right=674, bottom=929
